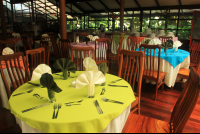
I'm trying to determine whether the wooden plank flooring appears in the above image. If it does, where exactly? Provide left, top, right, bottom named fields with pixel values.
left=0, top=62, right=200, bottom=133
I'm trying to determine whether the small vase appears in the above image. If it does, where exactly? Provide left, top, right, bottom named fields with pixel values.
left=48, top=89, right=56, bottom=103
left=164, top=48, right=168, bottom=56
left=88, top=84, right=95, bottom=98
left=62, top=70, right=68, bottom=80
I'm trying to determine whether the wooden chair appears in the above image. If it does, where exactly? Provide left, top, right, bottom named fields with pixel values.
left=127, top=36, right=138, bottom=51
left=21, top=34, right=32, bottom=52
left=140, top=44, right=166, bottom=101
left=189, top=38, right=200, bottom=68
left=0, top=52, right=30, bottom=98
left=0, top=39, right=17, bottom=54
left=171, top=60, right=200, bottom=90
left=107, top=36, right=123, bottom=72
left=159, top=36, right=173, bottom=43
left=58, top=39, right=71, bottom=59
left=118, top=50, right=144, bottom=115
left=40, top=41, right=50, bottom=65
left=77, top=33, right=90, bottom=37
left=71, top=47, right=95, bottom=71
left=95, top=38, right=109, bottom=65
left=122, top=67, right=200, bottom=133
left=26, top=47, right=45, bottom=77
left=67, top=32, right=74, bottom=42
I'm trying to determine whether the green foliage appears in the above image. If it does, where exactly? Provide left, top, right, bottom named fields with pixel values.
left=144, top=39, right=151, bottom=44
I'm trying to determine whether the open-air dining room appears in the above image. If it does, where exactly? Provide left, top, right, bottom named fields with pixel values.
left=0, top=0, right=200, bottom=133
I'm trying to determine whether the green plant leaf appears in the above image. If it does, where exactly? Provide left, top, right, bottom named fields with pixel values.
left=40, top=73, right=62, bottom=93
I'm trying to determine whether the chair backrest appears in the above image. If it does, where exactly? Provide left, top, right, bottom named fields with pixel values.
left=58, top=39, right=71, bottom=59
left=139, top=44, right=161, bottom=82
left=21, top=34, right=32, bottom=52
left=117, top=36, right=123, bottom=66
left=127, top=36, right=138, bottom=51
left=159, top=36, right=173, bottom=43
left=0, top=52, right=31, bottom=98
left=40, top=41, right=50, bottom=65
left=95, top=38, right=109, bottom=65
left=71, top=46, right=95, bottom=71
left=0, top=39, right=17, bottom=53
left=189, top=38, right=200, bottom=65
left=105, top=33, right=113, bottom=50
left=170, top=67, right=200, bottom=133
left=118, top=50, right=144, bottom=101
left=67, top=32, right=74, bottom=42
left=26, top=47, right=45, bottom=77
left=45, top=32, right=54, bottom=36
left=77, top=33, right=90, bottom=37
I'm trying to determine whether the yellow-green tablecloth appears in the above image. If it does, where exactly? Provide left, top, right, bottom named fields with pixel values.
left=7, top=71, right=135, bottom=133
left=113, top=35, right=129, bottom=44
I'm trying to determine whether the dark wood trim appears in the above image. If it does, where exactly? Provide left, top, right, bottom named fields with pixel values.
left=115, top=0, right=120, bottom=6
left=179, top=0, right=182, bottom=6
left=176, top=8, right=180, bottom=37
left=0, top=0, right=7, bottom=38
left=140, top=10, right=143, bottom=32
left=155, top=0, right=160, bottom=6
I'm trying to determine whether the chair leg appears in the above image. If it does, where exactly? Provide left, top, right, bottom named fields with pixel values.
left=138, top=103, right=140, bottom=115
left=155, top=83, right=159, bottom=101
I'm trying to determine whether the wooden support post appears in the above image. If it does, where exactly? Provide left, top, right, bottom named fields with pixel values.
left=140, top=10, right=143, bottom=32
left=11, top=3, right=15, bottom=23
left=0, top=0, right=7, bottom=39
left=84, top=15, right=85, bottom=30
left=31, top=0, right=34, bottom=22
left=108, top=12, right=109, bottom=30
left=120, top=0, right=124, bottom=32
left=59, top=0, right=67, bottom=39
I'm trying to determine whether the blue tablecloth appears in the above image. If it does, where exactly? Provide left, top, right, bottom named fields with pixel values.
left=136, top=48, right=190, bottom=68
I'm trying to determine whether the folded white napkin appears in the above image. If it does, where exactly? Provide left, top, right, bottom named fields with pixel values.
left=148, top=38, right=162, bottom=45
left=173, top=40, right=182, bottom=51
left=76, top=70, right=106, bottom=97
left=2, top=47, right=14, bottom=55
left=92, top=36, right=99, bottom=41
left=42, top=34, right=49, bottom=37
left=87, top=35, right=94, bottom=41
left=76, top=36, right=79, bottom=43
left=31, top=64, right=52, bottom=81
left=83, top=57, right=98, bottom=71
left=12, top=33, right=21, bottom=38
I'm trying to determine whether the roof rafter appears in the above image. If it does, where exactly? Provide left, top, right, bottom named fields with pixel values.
left=86, top=2, right=101, bottom=15
left=72, top=3, right=85, bottom=12
left=134, top=0, right=141, bottom=9
left=179, top=0, right=182, bottom=6
left=65, top=4, right=77, bottom=13
left=99, top=0, right=110, bottom=12
left=155, top=0, right=160, bottom=6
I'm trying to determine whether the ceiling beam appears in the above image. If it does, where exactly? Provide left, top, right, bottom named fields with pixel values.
left=134, top=0, right=141, bottom=9
left=179, top=0, right=182, bottom=6
left=115, top=0, right=120, bottom=5
left=155, top=0, right=160, bottom=6
left=65, top=0, right=97, bottom=4
left=65, top=4, right=77, bottom=13
left=72, top=3, right=85, bottom=12
left=86, top=2, right=101, bottom=15
left=99, top=0, right=110, bottom=12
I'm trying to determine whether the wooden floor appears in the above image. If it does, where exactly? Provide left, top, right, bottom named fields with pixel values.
left=0, top=61, right=200, bottom=133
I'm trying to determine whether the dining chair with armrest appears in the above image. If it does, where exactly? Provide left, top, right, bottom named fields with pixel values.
left=189, top=38, right=200, bottom=68
left=71, top=47, right=95, bottom=71
left=26, top=47, right=45, bottom=77
left=139, top=44, right=166, bottom=101
left=118, top=50, right=144, bottom=115
left=122, top=67, right=200, bottom=133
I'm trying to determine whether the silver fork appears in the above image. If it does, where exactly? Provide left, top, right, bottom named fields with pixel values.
left=93, top=100, right=101, bottom=114
left=111, top=79, right=122, bottom=83
left=55, top=103, right=62, bottom=119
left=52, top=103, right=57, bottom=119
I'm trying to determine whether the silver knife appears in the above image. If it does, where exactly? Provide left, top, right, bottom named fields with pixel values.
left=96, top=100, right=103, bottom=114
left=21, top=103, right=50, bottom=113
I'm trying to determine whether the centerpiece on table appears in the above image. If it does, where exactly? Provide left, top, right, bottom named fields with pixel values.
left=76, top=70, right=106, bottom=98
left=40, top=73, right=62, bottom=103
left=173, top=40, right=182, bottom=52
left=161, top=39, right=173, bottom=56
left=2, top=47, right=14, bottom=55
left=148, top=38, right=162, bottom=45
left=53, top=58, right=76, bottom=80
left=99, top=62, right=109, bottom=86
left=31, top=64, right=52, bottom=87
left=87, top=35, right=94, bottom=42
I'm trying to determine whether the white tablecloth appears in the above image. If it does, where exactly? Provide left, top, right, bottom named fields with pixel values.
left=16, top=105, right=131, bottom=133
left=143, top=55, right=190, bottom=87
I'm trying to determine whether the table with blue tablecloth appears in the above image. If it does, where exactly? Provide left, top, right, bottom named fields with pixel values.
left=136, top=48, right=190, bottom=87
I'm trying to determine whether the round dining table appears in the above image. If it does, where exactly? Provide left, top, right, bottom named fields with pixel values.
left=7, top=71, right=135, bottom=133
left=136, top=48, right=190, bottom=87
